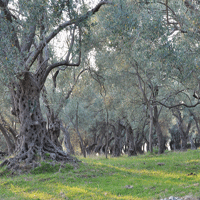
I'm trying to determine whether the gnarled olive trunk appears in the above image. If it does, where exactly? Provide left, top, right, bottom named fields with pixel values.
left=0, top=73, right=73, bottom=168
left=11, top=73, right=47, bottom=163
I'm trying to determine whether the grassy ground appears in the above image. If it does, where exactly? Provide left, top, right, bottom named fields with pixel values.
left=0, top=150, right=200, bottom=200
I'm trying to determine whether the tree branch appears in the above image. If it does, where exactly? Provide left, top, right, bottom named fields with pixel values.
left=158, top=1, right=187, bottom=33
left=55, top=68, right=88, bottom=118
left=0, top=1, right=20, bottom=50
left=156, top=100, right=200, bottom=109
left=21, top=25, right=36, bottom=53
left=24, top=0, right=112, bottom=71
left=66, top=25, right=76, bottom=63
left=41, top=26, right=82, bottom=87
left=0, top=0, right=8, bottom=7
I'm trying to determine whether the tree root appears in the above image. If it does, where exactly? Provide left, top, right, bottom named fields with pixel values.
left=0, top=139, right=79, bottom=172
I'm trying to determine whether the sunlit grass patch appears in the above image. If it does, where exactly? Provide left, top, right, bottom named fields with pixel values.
left=10, top=184, right=54, bottom=200
left=48, top=181, right=144, bottom=199
left=0, top=150, right=200, bottom=199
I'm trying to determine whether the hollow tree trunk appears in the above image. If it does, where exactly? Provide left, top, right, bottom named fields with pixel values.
left=1, top=73, right=74, bottom=168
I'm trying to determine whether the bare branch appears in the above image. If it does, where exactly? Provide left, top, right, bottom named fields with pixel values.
left=158, top=1, right=187, bottom=33
left=156, top=100, right=200, bottom=109
left=52, top=70, right=59, bottom=88
left=66, top=25, right=76, bottom=63
left=133, top=63, right=149, bottom=104
left=55, top=68, right=88, bottom=118
left=41, top=26, right=82, bottom=86
left=88, top=66, right=106, bottom=96
left=41, top=60, right=79, bottom=88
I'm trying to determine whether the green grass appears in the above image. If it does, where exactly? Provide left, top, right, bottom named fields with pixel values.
left=0, top=150, right=200, bottom=199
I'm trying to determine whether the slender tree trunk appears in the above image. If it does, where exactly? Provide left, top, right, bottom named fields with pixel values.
left=60, top=124, right=74, bottom=155
left=153, top=106, right=165, bottom=154
left=149, top=105, right=153, bottom=153
left=174, top=110, right=192, bottom=151
left=113, top=121, right=124, bottom=157
left=154, top=121, right=165, bottom=154
left=73, top=102, right=86, bottom=157
left=190, top=111, right=200, bottom=136
left=190, top=136, right=196, bottom=150
left=127, top=125, right=137, bottom=156
left=177, top=118, right=187, bottom=150
left=105, top=132, right=108, bottom=158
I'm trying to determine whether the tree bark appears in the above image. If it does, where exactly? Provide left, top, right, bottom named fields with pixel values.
left=1, top=73, right=74, bottom=168
left=113, top=120, right=124, bottom=157
left=127, top=125, right=137, bottom=156
left=48, top=114, right=62, bottom=150
left=60, top=124, right=75, bottom=155
left=0, top=123, right=15, bottom=154
left=173, top=109, right=192, bottom=151
left=0, top=1, right=113, bottom=169
left=190, top=111, right=200, bottom=136
left=149, top=105, right=153, bottom=153
left=153, top=106, right=165, bottom=154
left=71, top=102, right=86, bottom=157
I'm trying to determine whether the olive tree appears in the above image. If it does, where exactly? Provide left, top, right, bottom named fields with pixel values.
left=0, top=0, right=112, bottom=168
